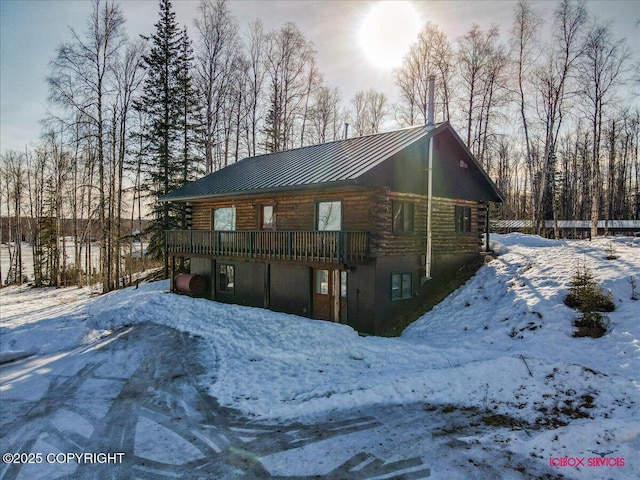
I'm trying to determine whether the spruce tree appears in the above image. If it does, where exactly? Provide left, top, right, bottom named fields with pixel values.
left=176, top=27, right=200, bottom=190
left=263, top=93, right=284, bottom=153
left=176, top=27, right=201, bottom=238
left=136, top=0, right=188, bottom=277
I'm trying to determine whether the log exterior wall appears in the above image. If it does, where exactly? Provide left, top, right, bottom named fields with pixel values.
left=190, top=187, right=374, bottom=232
left=368, top=190, right=480, bottom=258
left=189, top=187, right=481, bottom=261
left=179, top=188, right=485, bottom=335
left=430, top=197, right=480, bottom=256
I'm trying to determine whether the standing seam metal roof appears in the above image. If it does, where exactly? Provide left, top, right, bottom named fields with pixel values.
left=161, top=125, right=435, bottom=201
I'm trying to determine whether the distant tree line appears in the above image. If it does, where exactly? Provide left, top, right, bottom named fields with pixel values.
left=393, top=0, right=638, bottom=237
left=1, top=0, right=638, bottom=290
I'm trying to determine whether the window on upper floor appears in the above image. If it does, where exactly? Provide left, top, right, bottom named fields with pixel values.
left=261, top=204, right=275, bottom=230
left=317, top=200, right=342, bottom=231
left=213, top=207, right=236, bottom=231
left=455, top=205, right=472, bottom=233
left=392, top=201, right=414, bottom=233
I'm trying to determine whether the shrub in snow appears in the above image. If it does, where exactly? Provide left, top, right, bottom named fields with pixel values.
left=605, top=241, right=618, bottom=260
left=564, top=263, right=614, bottom=338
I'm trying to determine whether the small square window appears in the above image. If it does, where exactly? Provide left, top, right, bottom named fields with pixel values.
left=393, top=201, right=414, bottom=233
left=218, top=264, right=235, bottom=293
left=391, top=272, right=412, bottom=300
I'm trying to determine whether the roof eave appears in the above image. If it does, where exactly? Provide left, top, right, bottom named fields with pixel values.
left=159, top=179, right=363, bottom=203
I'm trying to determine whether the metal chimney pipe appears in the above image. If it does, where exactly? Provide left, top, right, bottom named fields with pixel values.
left=424, top=75, right=436, bottom=281
left=344, top=122, right=349, bottom=139
left=427, top=75, right=435, bottom=128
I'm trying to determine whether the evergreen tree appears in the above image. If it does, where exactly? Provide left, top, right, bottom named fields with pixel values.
left=136, top=0, right=188, bottom=277
left=263, top=91, right=284, bottom=153
left=176, top=27, right=200, bottom=186
left=175, top=26, right=200, bottom=231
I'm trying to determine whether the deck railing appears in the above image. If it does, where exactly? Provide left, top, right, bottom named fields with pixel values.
left=166, top=230, right=370, bottom=264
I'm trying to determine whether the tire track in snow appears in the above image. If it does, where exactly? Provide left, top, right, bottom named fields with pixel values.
left=1, top=323, right=435, bottom=479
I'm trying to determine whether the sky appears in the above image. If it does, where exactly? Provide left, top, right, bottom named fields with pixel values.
left=1, top=0, right=639, bottom=154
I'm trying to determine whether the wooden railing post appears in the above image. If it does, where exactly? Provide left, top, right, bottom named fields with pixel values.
left=164, top=229, right=369, bottom=263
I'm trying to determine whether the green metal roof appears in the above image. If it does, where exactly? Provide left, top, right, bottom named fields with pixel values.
left=162, top=125, right=437, bottom=201
left=161, top=123, right=502, bottom=202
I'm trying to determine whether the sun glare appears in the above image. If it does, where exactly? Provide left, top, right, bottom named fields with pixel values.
left=358, top=1, right=421, bottom=69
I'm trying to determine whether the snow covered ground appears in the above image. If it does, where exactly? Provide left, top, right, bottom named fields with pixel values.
left=1, top=234, right=639, bottom=479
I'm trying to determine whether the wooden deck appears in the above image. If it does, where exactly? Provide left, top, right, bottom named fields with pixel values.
left=166, top=230, right=370, bottom=264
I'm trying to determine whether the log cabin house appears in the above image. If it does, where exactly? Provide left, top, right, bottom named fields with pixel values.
left=161, top=121, right=503, bottom=334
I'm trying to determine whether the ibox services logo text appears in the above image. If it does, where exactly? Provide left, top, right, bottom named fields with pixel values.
left=549, top=450, right=625, bottom=469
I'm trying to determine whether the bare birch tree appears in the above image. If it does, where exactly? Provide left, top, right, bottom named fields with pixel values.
left=394, top=22, right=453, bottom=126
left=579, top=22, right=629, bottom=237
left=534, top=0, right=587, bottom=236
left=0, top=150, right=26, bottom=285
left=456, top=24, right=501, bottom=150
left=194, top=0, right=240, bottom=172
left=350, top=89, right=388, bottom=136
left=263, top=22, right=317, bottom=152
left=47, top=0, right=126, bottom=292
left=509, top=0, right=543, bottom=228
left=308, top=85, right=343, bottom=143
left=242, top=19, right=267, bottom=157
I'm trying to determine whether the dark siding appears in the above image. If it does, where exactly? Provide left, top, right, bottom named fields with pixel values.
left=270, top=264, right=311, bottom=317
left=432, top=131, right=500, bottom=201
left=213, top=261, right=265, bottom=307
left=358, top=138, right=427, bottom=195
left=359, top=130, right=502, bottom=202
left=179, top=180, right=485, bottom=335
left=431, top=252, right=480, bottom=280
left=189, top=257, right=215, bottom=298
left=373, top=256, right=425, bottom=334
left=235, top=262, right=266, bottom=307
left=345, top=262, right=377, bottom=333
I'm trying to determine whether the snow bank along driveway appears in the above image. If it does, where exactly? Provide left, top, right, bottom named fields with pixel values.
left=1, top=234, right=639, bottom=479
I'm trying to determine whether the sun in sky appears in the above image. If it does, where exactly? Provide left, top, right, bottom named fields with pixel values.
left=358, top=1, right=422, bottom=69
